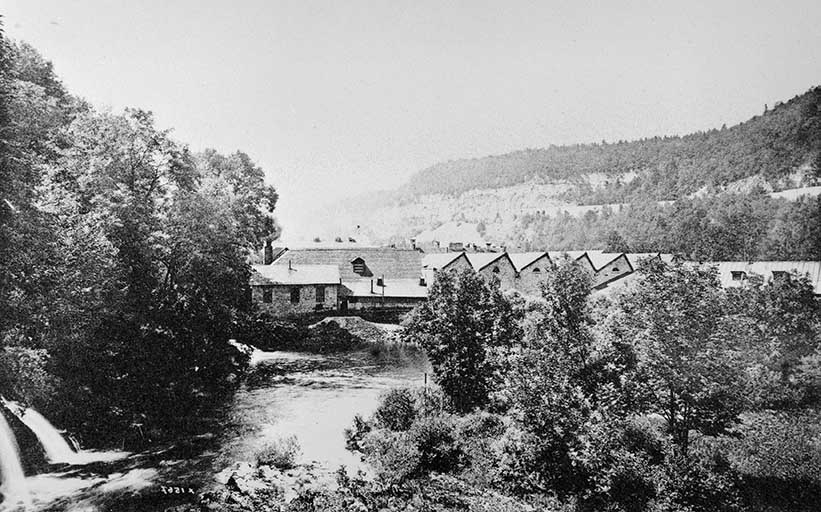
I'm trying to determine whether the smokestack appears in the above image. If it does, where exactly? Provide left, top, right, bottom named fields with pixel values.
left=264, top=240, right=273, bottom=264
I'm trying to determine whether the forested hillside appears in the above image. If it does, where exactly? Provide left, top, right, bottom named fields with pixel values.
left=401, top=88, right=821, bottom=200
left=0, top=32, right=277, bottom=446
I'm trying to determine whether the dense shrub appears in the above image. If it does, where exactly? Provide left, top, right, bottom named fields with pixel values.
left=360, top=429, right=422, bottom=483
left=256, top=435, right=302, bottom=469
left=374, top=388, right=417, bottom=431
left=408, top=414, right=462, bottom=473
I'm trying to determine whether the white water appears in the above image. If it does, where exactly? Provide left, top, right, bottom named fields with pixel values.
left=17, top=409, right=76, bottom=465
left=0, top=410, right=31, bottom=510
left=2, top=399, right=127, bottom=468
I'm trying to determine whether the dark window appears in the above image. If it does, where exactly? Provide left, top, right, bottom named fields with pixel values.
left=492, top=266, right=500, bottom=273
left=352, top=258, right=366, bottom=275
left=532, top=267, right=541, bottom=273
left=772, top=270, right=789, bottom=281
left=731, top=271, right=746, bottom=281
left=290, top=287, right=300, bottom=304
left=315, top=285, right=325, bottom=303
left=262, top=287, right=272, bottom=303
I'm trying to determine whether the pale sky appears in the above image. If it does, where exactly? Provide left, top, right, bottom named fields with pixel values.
left=4, top=1, right=821, bottom=236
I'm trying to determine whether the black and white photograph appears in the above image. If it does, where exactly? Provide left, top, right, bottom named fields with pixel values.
left=1, top=1, right=820, bottom=511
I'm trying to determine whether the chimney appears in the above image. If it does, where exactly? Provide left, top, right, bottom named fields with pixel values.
left=264, top=240, right=274, bottom=264
left=376, top=276, right=384, bottom=287
left=370, top=279, right=374, bottom=294
left=288, top=259, right=293, bottom=270
left=410, top=238, right=416, bottom=250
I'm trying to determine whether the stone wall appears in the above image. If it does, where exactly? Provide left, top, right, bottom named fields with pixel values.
left=514, top=254, right=553, bottom=297
left=252, top=284, right=339, bottom=317
left=478, top=256, right=518, bottom=291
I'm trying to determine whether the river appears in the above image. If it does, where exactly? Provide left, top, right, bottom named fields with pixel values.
left=4, top=346, right=429, bottom=512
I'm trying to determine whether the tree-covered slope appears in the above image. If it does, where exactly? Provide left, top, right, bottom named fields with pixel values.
left=400, top=87, right=821, bottom=199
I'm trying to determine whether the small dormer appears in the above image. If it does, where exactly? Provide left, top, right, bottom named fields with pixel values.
left=731, top=270, right=746, bottom=282
left=351, top=257, right=370, bottom=277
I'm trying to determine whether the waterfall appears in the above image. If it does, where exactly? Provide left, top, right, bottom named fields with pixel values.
left=17, top=409, right=76, bottom=464
left=1, top=399, right=127, bottom=467
left=0, top=411, right=30, bottom=508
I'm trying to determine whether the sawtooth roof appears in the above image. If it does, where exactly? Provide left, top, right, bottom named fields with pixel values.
left=509, top=252, right=551, bottom=272
left=422, top=252, right=470, bottom=270
left=465, top=252, right=510, bottom=271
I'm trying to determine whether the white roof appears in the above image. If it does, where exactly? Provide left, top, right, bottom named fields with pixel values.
left=707, top=261, right=821, bottom=295
left=345, top=279, right=429, bottom=298
left=587, top=252, right=625, bottom=271
left=466, top=252, right=507, bottom=271
left=251, top=264, right=340, bottom=285
left=547, top=250, right=588, bottom=261
left=422, top=252, right=468, bottom=270
left=509, top=252, right=550, bottom=272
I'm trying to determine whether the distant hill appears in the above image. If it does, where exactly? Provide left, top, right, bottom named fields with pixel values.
left=399, top=87, right=821, bottom=201
left=313, top=87, right=821, bottom=261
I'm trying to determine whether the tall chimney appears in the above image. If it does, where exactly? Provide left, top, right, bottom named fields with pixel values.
left=264, top=240, right=274, bottom=264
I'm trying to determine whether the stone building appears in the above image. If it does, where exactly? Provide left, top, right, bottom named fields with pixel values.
left=588, top=252, right=632, bottom=289
left=509, top=252, right=552, bottom=296
left=421, top=252, right=474, bottom=285
left=250, top=263, right=341, bottom=317
left=269, top=246, right=427, bottom=314
left=466, top=252, right=518, bottom=290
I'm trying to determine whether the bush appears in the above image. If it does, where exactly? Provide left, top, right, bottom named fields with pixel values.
left=256, top=435, right=302, bottom=469
left=374, top=388, right=417, bottom=431
left=343, top=413, right=371, bottom=451
left=656, top=450, right=741, bottom=512
left=360, top=429, right=421, bottom=483
left=409, top=415, right=462, bottom=473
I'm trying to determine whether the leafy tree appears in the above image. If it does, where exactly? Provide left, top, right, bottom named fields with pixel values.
left=404, top=269, right=521, bottom=413
left=617, top=260, right=747, bottom=455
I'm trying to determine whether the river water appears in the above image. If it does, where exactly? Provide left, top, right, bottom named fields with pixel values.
left=3, top=346, right=429, bottom=512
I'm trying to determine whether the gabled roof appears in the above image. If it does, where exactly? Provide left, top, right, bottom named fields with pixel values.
left=708, top=261, right=821, bottom=295
left=271, top=247, right=423, bottom=281
left=345, top=279, right=429, bottom=298
left=251, top=264, right=340, bottom=286
left=587, top=252, right=628, bottom=271
left=547, top=250, right=588, bottom=261
left=422, top=252, right=471, bottom=270
left=466, top=252, right=511, bottom=271
left=509, top=252, right=551, bottom=272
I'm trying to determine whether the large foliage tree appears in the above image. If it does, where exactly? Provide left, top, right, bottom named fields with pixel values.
left=616, top=260, right=747, bottom=455
left=404, top=269, right=521, bottom=413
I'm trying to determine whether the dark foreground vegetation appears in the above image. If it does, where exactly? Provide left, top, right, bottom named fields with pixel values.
left=338, top=263, right=821, bottom=512
left=0, top=25, right=278, bottom=448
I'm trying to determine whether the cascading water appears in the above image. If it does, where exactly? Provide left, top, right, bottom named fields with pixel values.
left=0, top=409, right=31, bottom=509
left=1, top=399, right=126, bottom=466
left=17, top=409, right=76, bottom=465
